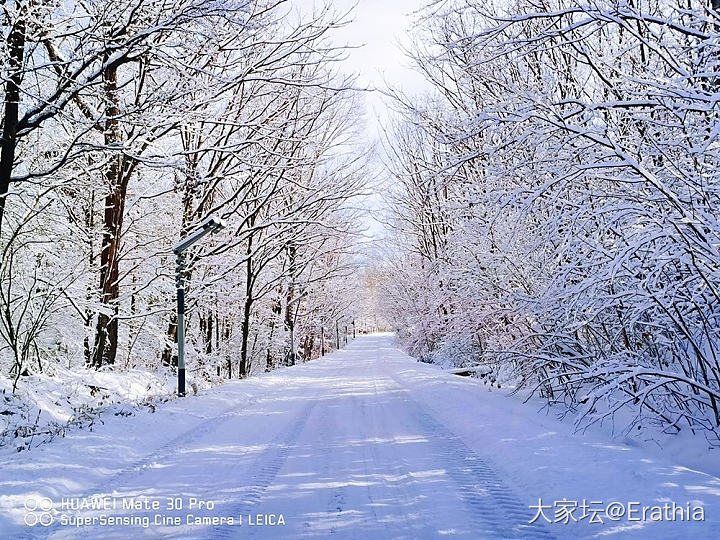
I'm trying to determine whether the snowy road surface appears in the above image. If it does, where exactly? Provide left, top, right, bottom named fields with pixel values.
left=1, top=334, right=720, bottom=539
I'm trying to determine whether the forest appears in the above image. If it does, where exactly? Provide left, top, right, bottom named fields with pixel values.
left=381, top=0, right=720, bottom=444
left=0, top=0, right=369, bottom=405
left=3, top=0, right=720, bottom=450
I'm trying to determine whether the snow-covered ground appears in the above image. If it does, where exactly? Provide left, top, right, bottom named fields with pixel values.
left=0, top=365, right=190, bottom=453
left=1, top=334, right=719, bottom=539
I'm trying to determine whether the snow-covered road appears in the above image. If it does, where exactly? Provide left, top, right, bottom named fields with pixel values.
left=1, top=334, right=719, bottom=539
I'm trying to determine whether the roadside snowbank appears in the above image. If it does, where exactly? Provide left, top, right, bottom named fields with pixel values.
left=0, top=365, right=215, bottom=454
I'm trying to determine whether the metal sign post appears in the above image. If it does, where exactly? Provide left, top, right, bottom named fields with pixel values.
left=176, top=252, right=186, bottom=396
left=172, top=216, right=226, bottom=397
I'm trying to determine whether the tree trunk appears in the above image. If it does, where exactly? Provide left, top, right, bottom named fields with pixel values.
left=284, top=243, right=296, bottom=365
left=238, top=235, right=254, bottom=378
left=266, top=297, right=281, bottom=371
left=161, top=313, right=178, bottom=366
left=83, top=188, right=96, bottom=364
left=202, top=312, right=213, bottom=354
left=301, top=333, right=314, bottom=362
left=91, top=60, right=126, bottom=368
left=223, top=318, right=232, bottom=378
left=0, top=17, right=26, bottom=236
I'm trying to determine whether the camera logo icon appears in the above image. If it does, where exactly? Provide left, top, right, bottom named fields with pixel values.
left=24, top=497, right=54, bottom=526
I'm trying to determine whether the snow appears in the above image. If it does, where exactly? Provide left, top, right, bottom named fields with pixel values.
left=1, top=334, right=719, bottom=538
left=0, top=364, right=212, bottom=453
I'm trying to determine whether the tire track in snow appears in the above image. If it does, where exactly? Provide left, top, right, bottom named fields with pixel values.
left=363, top=373, right=450, bottom=539
left=91, top=397, right=259, bottom=495
left=208, top=400, right=317, bottom=540
left=28, top=396, right=260, bottom=540
left=286, top=396, right=351, bottom=536
left=315, top=397, right=349, bottom=534
left=354, top=395, right=380, bottom=531
left=384, top=370, right=554, bottom=539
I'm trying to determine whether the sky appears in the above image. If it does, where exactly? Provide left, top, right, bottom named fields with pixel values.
left=323, top=0, right=427, bottom=136
left=292, top=0, right=428, bottom=141
left=292, top=0, right=429, bottom=241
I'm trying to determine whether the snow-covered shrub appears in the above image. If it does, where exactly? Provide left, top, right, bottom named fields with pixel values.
left=381, top=0, right=720, bottom=445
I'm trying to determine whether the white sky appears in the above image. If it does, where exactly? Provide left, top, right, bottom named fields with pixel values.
left=292, top=0, right=428, bottom=139
left=291, top=0, right=430, bottom=241
left=329, top=0, right=427, bottom=133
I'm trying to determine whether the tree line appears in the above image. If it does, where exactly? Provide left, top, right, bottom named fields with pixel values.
left=381, top=0, right=720, bottom=444
left=0, top=0, right=367, bottom=389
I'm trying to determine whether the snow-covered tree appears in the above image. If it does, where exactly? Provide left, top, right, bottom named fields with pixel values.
left=0, top=1, right=368, bottom=390
left=382, top=0, right=720, bottom=443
